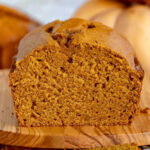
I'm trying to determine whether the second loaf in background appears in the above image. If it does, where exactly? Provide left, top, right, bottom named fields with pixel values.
left=0, top=5, right=40, bottom=69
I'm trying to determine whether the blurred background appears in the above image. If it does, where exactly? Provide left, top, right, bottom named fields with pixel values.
left=0, top=0, right=86, bottom=24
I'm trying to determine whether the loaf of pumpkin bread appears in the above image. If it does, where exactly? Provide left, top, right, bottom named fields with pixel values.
left=0, top=5, right=40, bottom=69
left=9, top=18, right=143, bottom=127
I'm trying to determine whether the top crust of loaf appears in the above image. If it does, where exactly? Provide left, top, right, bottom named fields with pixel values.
left=16, top=18, right=142, bottom=73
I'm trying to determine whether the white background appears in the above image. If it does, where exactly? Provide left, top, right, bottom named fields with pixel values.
left=0, top=0, right=86, bottom=24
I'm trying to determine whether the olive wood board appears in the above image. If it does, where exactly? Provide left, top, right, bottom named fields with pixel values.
left=0, top=69, right=150, bottom=149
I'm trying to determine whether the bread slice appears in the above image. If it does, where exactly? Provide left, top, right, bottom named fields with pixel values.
left=9, top=18, right=143, bottom=127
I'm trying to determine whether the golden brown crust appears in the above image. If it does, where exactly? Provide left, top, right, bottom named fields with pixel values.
left=0, top=5, right=40, bottom=69
left=16, top=18, right=143, bottom=74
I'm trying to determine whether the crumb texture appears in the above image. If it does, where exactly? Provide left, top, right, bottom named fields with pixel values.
left=9, top=18, right=143, bottom=127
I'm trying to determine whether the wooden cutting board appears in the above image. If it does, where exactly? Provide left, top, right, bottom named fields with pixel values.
left=0, top=69, right=150, bottom=149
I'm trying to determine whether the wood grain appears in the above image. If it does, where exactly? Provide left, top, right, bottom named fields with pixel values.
left=0, top=145, right=67, bottom=150
left=0, top=69, right=150, bottom=148
left=0, top=145, right=78, bottom=150
left=0, top=145, right=69, bottom=150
